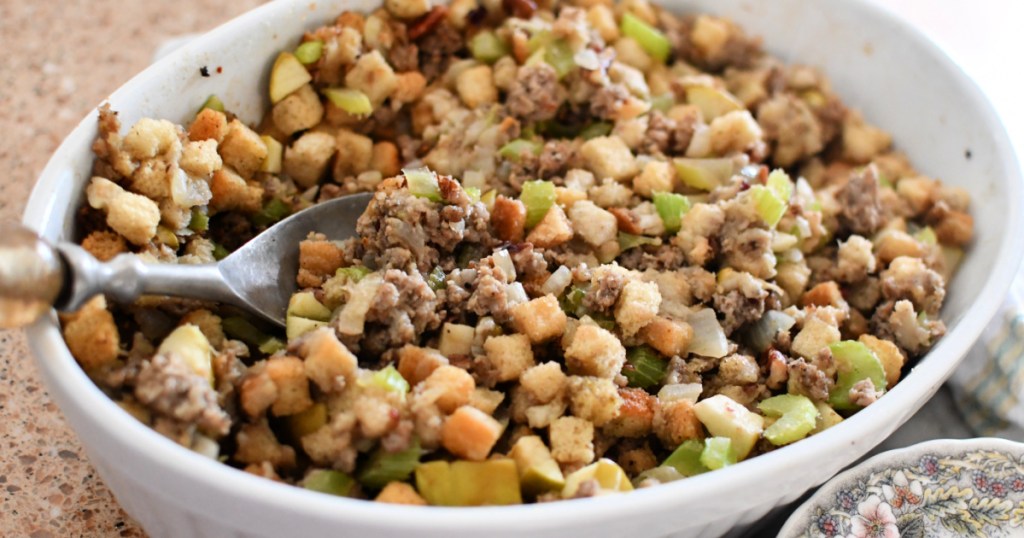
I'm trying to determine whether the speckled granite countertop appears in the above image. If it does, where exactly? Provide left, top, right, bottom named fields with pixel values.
left=0, top=2, right=261, bottom=536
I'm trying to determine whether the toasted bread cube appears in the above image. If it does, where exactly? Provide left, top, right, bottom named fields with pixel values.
left=123, top=118, right=180, bottom=160
left=491, top=195, right=527, bottom=242
left=376, top=482, right=428, bottom=505
left=239, top=366, right=278, bottom=418
left=492, top=56, right=518, bottom=92
left=235, top=420, right=297, bottom=468
left=393, top=71, right=428, bottom=104
left=586, top=5, right=619, bottom=42
left=510, top=295, right=568, bottom=344
left=791, top=316, right=841, bottom=360
left=189, top=108, right=229, bottom=143
left=296, top=236, right=344, bottom=288
left=555, top=186, right=587, bottom=208
left=272, top=84, right=325, bottom=137
left=219, top=119, right=269, bottom=179
left=469, top=387, right=505, bottom=415
left=345, top=50, right=398, bottom=107
left=398, top=345, right=449, bottom=386
left=615, top=280, right=661, bottom=337
left=441, top=405, right=503, bottom=461
left=284, top=131, right=337, bottom=188
left=179, top=309, right=225, bottom=348
left=519, top=362, right=568, bottom=404
left=86, top=177, right=160, bottom=246
left=934, top=210, right=973, bottom=246
left=333, top=129, right=374, bottom=179
left=640, top=317, right=693, bottom=357
left=564, top=324, right=626, bottom=379
left=603, top=387, right=655, bottom=438
left=632, top=160, right=674, bottom=198
left=859, top=334, right=906, bottom=389
left=210, top=168, right=264, bottom=214
left=366, top=142, right=400, bottom=178
left=479, top=334, right=535, bottom=385
left=875, top=229, right=926, bottom=264
left=614, top=37, right=654, bottom=72
left=419, top=365, right=476, bottom=413
left=385, top=0, right=431, bottom=19
left=180, top=139, right=223, bottom=179
left=81, top=230, right=127, bottom=262
left=549, top=416, right=595, bottom=466
left=568, top=200, right=618, bottom=247
left=525, top=204, right=573, bottom=248
left=580, top=135, right=638, bottom=182
left=801, top=281, right=847, bottom=310
left=297, top=327, right=358, bottom=393
left=567, top=376, right=622, bottom=427
left=456, top=65, right=498, bottom=109
left=266, top=356, right=313, bottom=416
left=841, top=112, right=892, bottom=164
left=62, top=296, right=120, bottom=370
left=652, top=399, right=704, bottom=448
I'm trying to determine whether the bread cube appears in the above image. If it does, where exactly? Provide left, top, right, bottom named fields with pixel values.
left=652, top=399, right=703, bottom=448
left=235, top=420, right=297, bottom=468
left=586, top=5, right=619, bottom=42
left=549, top=416, right=595, bottom=466
left=568, top=200, right=618, bottom=247
left=61, top=296, right=120, bottom=370
left=510, top=295, right=568, bottom=344
left=567, top=376, right=622, bottom=427
left=219, top=119, right=269, bottom=179
left=469, top=387, right=506, bottom=415
left=239, top=366, right=278, bottom=418
left=189, top=108, right=229, bottom=143
left=297, top=327, right=358, bottom=392
left=393, top=71, right=428, bottom=103
left=640, top=316, right=693, bottom=357
left=456, top=65, right=498, bottom=109
left=272, top=84, right=325, bottom=137
left=123, top=118, right=180, bottom=160
left=632, top=160, right=674, bottom=198
left=580, top=135, right=638, bottom=182
left=519, top=362, right=568, bottom=404
left=180, top=139, right=223, bottom=179
left=376, top=482, right=428, bottom=505
left=491, top=195, right=527, bottom=242
left=210, top=168, right=264, bottom=214
left=81, top=230, right=127, bottom=262
left=419, top=365, right=476, bottom=413
left=345, top=50, right=398, bottom=107
left=296, top=236, right=344, bottom=288
left=370, top=141, right=401, bottom=178
left=266, top=356, right=313, bottom=416
left=859, top=334, right=906, bottom=389
left=284, top=131, right=337, bottom=188
left=525, top=204, right=573, bottom=248
left=708, top=110, right=763, bottom=156
left=791, top=315, right=841, bottom=360
left=397, top=344, right=449, bottom=386
left=86, top=176, right=160, bottom=245
left=564, top=324, right=626, bottom=379
left=332, top=129, right=374, bottom=179
left=615, top=280, right=661, bottom=337
left=602, top=387, right=655, bottom=438
left=441, top=405, right=503, bottom=461
left=479, top=334, right=535, bottom=385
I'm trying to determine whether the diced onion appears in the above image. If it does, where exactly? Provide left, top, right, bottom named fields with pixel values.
left=541, top=265, right=572, bottom=297
left=491, top=249, right=517, bottom=282
left=506, top=282, right=528, bottom=307
left=335, top=273, right=383, bottom=336
left=686, top=308, right=728, bottom=358
left=658, top=383, right=703, bottom=404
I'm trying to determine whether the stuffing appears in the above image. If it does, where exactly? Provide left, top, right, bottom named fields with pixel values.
left=265, top=356, right=314, bottom=416
left=525, top=204, right=574, bottom=248
left=632, top=160, right=675, bottom=198
left=568, top=200, right=618, bottom=247
left=273, top=84, right=325, bottom=137
left=441, top=405, right=503, bottom=460
left=333, top=129, right=374, bottom=179
left=346, top=51, right=398, bottom=107
left=567, top=376, right=623, bottom=426
left=580, top=136, right=639, bottom=182
left=61, top=296, right=120, bottom=370
left=456, top=65, right=499, bottom=109
left=81, top=230, right=127, bottom=261
left=510, top=295, right=568, bottom=344
left=180, top=139, right=223, bottom=179
left=859, top=334, right=905, bottom=389
left=549, top=416, right=595, bottom=466
left=564, top=324, right=626, bottom=379
left=189, top=108, right=229, bottom=143
left=418, top=365, right=476, bottom=413
left=370, top=141, right=402, bottom=178
left=296, top=235, right=345, bottom=288
left=478, top=334, right=535, bottom=386
left=283, top=131, right=337, bottom=188
left=210, top=168, right=264, bottom=214
left=86, top=176, right=161, bottom=245
left=835, top=235, right=876, bottom=283
left=640, top=316, right=693, bottom=357
left=652, top=399, right=703, bottom=448
left=614, top=280, right=662, bottom=337
left=519, top=362, right=569, bottom=404
left=376, top=482, right=428, bottom=505
left=294, top=327, right=358, bottom=392
left=398, top=345, right=450, bottom=386
left=791, top=315, right=841, bottom=360
left=602, top=388, right=655, bottom=438
left=219, top=119, right=269, bottom=178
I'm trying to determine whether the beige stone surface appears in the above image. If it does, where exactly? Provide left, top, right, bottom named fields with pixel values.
left=0, top=1, right=263, bottom=536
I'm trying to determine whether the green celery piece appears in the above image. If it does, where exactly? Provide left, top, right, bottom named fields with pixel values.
left=828, top=341, right=887, bottom=410
left=498, top=139, right=542, bottom=161
left=520, top=180, right=556, bottom=228
left=470, top=31, right=509, bottom=64
left=653, top=192, right=691, bottom=234
left=211, top=241, right=230, bottom=261
left=322, top=88, right=373, bottom=116
left=465, top=187, right=482, bottom=203
left=662, top=439, right=709, bottom=477
left=304, top=469, right=357, bottom=497
left=545, top=39, right=575, bottom=79
left=620, top=13, right=670, bottom=63
left=253, top=197, right=292, bottom=227
left=914, top=226, right=937, bottom=245
left=357, top=439, right=422, bottom=490
left=749, top=185, right=786, bottom=228
left=579, top=122, right=613, bottom=140
left=559, top=285, right=587, bottom=317
left=188, top=208, right=209, bottom=233
left=650, top=93, right=674, bottom=112
left=294, top=40, right=324, bottom=64
left=618, top=232, right=662, bottom=252
left=878, top=173, right=895, bottom=190
left=674, top=158, right=735, bottom=191
left=427, top=266, right=447, bottom=291
left=699, top=437, right=736, bottom=470
left=623, top=346, right=668, bottom=389
left=766, top=169, right=794, bottom=201
left=337, top=265, right=372, bottom=283
left=403, top=167, right=442, bottom=202
left=223, top=316, right=282, bottom=355
left=198, top=94, right=225, bottom=114
left=526, top=30, right=553, bottom=54
left=758, top=394, right=818, bottom=446
left=359, top=365, right=410, bottom=396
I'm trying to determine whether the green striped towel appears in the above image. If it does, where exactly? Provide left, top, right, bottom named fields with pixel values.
left=950, top=280, right=1024, bottom=437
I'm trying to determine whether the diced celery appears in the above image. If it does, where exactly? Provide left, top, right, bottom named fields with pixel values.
left=222, top=316, right=283, bottom=355
left=198, top=94, right=225, bottom=114
left=337, top=265, right=372, bottom=283
left=481, top=189, right=498, bottom=212
left=758, top=394, right=818, bottom=446
left=294, top=40, right=324, bottom=65
left=188, top=208, right=209, bottom=233
left=559, top=285, right=587, bottom=317
left=579, top=122, right=613, bottom=140
left=650, top=93, right=674, bottom=112
left=322, top=88, right=373, bottom=116
left=620, top=13, right=671, bottom=63
left=358, top=365, right=410, bottom=396
left=699, top=437, right=736, bottom=470
left=498, top=139, right=542, bottom=161
left=623, top=346, right=668, bottom=389
left=252, top=197, right=292, bottom=227
left=403, top=167, right=442, bottom=202
left=828, top=341, right=887, bottom=410
left=662, top=439, right=709, bottom=477
left=427, top=266, right=447, bottom=291
left=303, top=469, right=357, bottom=497
left=260, top=135, right=283, bottom=174
left=674, top=158, right=735, bottom=191
left=358, top=439, right=422, bottom=490
left=470, top=31, right=509, bottom=64
left=653, top=191, right=691, bottom=234
left=211, top=241, right=230, bottom=261
left=465, top=186, right=482, bottom=203
left=545, top=39, right=576, bottom=79
left=914, top=226, right=937, bottom=245
left=526, top=30, right=553, bottom=54
left=766, top=169, right=793, bottom=201
left=749, top=185, right=786, bottom=228
left=618, top=232, right=662, bottom=252
left=520, top=180, right=556, bottom=228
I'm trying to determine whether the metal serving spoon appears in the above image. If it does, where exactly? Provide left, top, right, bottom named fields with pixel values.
left=0, top=193, right=372, bottom=330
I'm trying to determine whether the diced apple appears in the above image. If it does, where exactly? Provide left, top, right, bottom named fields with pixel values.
left=692, top=394, right=764, bottom=460
left=438, top=323, right=475, bottom=358
left=287, top=291, right=332, bottom=321
left=260, top=135, right=283, bottom=174
left=509, top=435, right=565, bottom=496
left=286, top=316, right=328, bottom=341
left=415, top=460, right=522, bottom=506
left=562, top=458, right=633, bottom=498
left=811, top=401, right=844, bottom=434
left=673, top=157, right=736, bottom=191
left=158, top=324, right=213, bottom=385
left=270, top=52, right=313, bottom=104
left=685, top=85, right=743, bottom=121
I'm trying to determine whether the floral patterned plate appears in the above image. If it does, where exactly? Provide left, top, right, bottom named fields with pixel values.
left=778, top=438, right=1024, bottom=538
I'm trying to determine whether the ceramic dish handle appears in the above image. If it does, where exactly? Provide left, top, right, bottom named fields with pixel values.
left=0, top=222, right=237, bottom=329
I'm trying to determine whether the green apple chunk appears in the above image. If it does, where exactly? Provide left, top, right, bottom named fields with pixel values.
left=692, top=394, right=764, bottom=460
left=673, top=158, right=736, bottom=191
left=685, top=85, right=743, bottom=121
left=828, top=340, right=887, bottom=410
left=758, top=394, right=818, bottom=446
left=509, top=435, right=565, bottom=496
left=157, top=324, right=213, bottom=385
left=415, top=460, right=522, bottom=506
left=287, top=291, right=332, bottom=321
left=269, top=52, right=312, bottom=104
left=562, top=458, right=633, bottom=498
left=286, top=316, right=328, bottom=341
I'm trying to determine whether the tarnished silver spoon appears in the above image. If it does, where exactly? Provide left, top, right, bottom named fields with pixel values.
left=0, top=193, right=372, bottom=330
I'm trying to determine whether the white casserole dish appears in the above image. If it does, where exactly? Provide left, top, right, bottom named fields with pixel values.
left=21, top=0, right=1024, bottom=536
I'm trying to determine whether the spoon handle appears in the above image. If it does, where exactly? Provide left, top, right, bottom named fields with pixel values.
left=0, top=222, right=239, bottom=329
